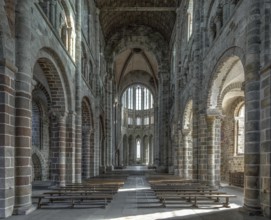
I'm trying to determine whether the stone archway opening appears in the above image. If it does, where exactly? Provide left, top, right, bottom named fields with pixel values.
left=207, top=56, right=245, bottom=186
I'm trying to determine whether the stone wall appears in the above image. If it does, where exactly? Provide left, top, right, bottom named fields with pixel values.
left=0, top=0, right=105, bottom=218
left=170, top=0, right=270, bottom=217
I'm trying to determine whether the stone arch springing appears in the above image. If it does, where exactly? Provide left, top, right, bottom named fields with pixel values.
left=81, top=97, right=94, bottom=179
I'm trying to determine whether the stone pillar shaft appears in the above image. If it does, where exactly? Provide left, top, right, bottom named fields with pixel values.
left=13, top=0, right=33, bottom=215
left=82, top=130, right=91, bottom=179
left=58, top=116, right=66, bottom=186
left=75, top=0, right=82, bottom=183
left=206, top=116, right=221, bottom=186
left=0, top=60, right=16, bottom=218
left=243, top=0, right=261, bottom=214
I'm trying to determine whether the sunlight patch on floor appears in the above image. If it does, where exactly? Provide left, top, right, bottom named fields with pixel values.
left=118, top=187, right=151, bottom=192
left=107, top=204, right=241, bottom=220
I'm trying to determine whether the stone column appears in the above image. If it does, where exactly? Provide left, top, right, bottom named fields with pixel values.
left=259, top=1, right=271, bottom=217
left=65, top=112, right=75, bottom=183
left=260, top=66, right=271, bottom=217
left=82, top=129, right=91, bottom=179
left=0, top=59, right=16, bottom=218
left=105, top=72, right=113, bottom=170
left=75, top=0, right=82, bottom=183
left=153, top=102, right=159, bottom=167
left=182, top=129, right=192, bottom=179
left=58, top=115, right=66, bottom=186
left=243, top=0, right=261, bottom=215
left=50, top=114, right=66, bottom=186
left=13, top=0, right=34, bottom=215
left=149, top=136, right=153, bottom=166
left=206, top=114, right=221, bottom=187
left=198, top=114, right=207, bottom=183
left=157, top=68, right=170, bottom=172
left=0, top=2, right=16, bottom=219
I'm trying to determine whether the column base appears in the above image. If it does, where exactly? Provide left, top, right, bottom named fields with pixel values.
left=13, top=205, right=36, bottom=216
left=239, top=205, right=262, bottom=216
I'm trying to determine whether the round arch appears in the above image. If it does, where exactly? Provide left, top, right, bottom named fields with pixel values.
left=32, top=47, right=74, bottom=112
left=206, top=47, right=245, bottom=110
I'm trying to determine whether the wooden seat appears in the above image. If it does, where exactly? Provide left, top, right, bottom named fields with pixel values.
left=160, top=194, right=237, bottom=208
left=43, top=194, right=113, bottom=208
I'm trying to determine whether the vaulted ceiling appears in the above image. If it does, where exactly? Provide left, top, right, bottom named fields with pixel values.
left=95, top=0, right=181, bottom=42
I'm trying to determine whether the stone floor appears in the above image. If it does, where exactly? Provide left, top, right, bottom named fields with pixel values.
left=7, top=171, right=269, bottom=220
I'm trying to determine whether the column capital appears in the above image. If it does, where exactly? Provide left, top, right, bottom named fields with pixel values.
left=206, top=108, right=223, bottom=120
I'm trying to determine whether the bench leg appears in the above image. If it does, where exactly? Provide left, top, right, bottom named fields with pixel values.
left=37, top=198, right=42, bottom=209
left=223, top=197, right=230, bottom=208
left=192, top=197, right=198, bottom=208
left=71, top=199, right=75, bottom=208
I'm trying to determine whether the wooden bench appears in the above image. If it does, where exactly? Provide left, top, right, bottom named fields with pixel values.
left=43, top=190, right=116, bottom=196
left=156, top=191, right=226, bottom=198
left=160, top=194, right=236, bottom=208
left=43, top=194, right=113, bottom=208
left=33, top=193, right=113, bottom=209
left=54, top=187, right=118, bottom=194
left=153, top=188, right=217, bottom=193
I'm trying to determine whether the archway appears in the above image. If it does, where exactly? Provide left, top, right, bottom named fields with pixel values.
left=207, top=54, right=245, bottom=186
left=32, top=53, right=69, bottom=185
